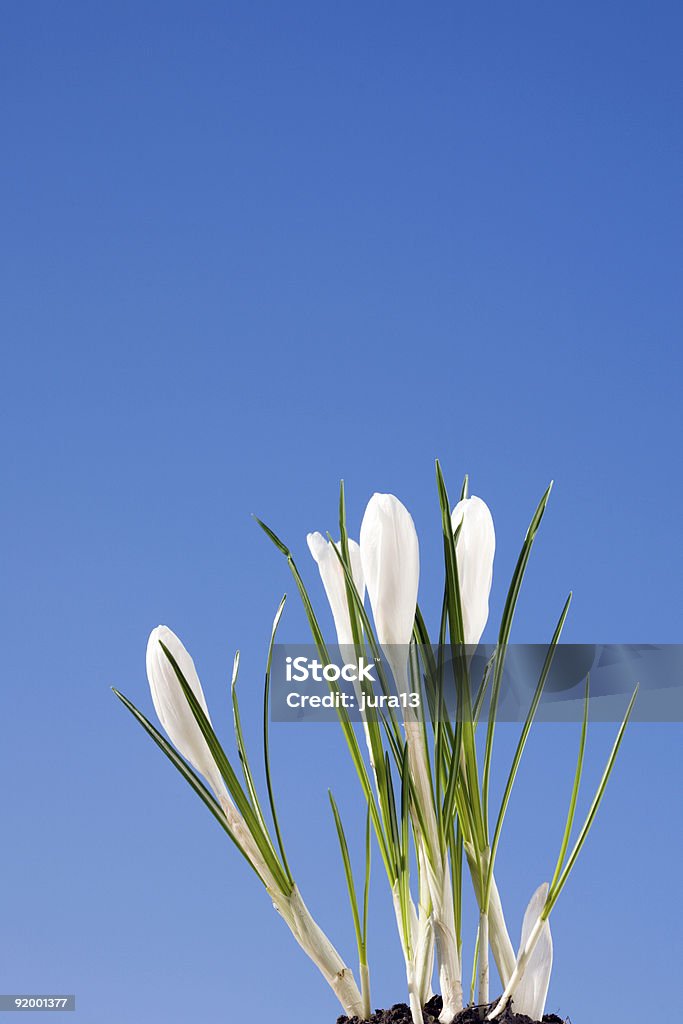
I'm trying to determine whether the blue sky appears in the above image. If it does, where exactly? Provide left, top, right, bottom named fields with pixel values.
left=1, top=3, right=681, bottom=1022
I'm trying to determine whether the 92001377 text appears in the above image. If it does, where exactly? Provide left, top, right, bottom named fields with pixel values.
left=0, top=996, right=75, bottom=1011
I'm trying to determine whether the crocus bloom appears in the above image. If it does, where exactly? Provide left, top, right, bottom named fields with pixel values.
left=361, top=494, right=462, bottom=1022
left=510, top=883, right=553, bottom=1021
left=146, top=625, right=222, bottom=794
left=451, top=495, right=495, bottom=646
left=147, top=625, right=285, bottom=887
left=306, top=532, right=365, bottom=648
left=145, top=626, right=366, bottom=1017
left=359, top=492, right=419, bottom=679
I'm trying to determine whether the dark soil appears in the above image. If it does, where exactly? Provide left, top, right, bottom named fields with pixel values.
left=449, top=1000, right=565, bottom=1024
left=338, top=995, right=566, bottom=1024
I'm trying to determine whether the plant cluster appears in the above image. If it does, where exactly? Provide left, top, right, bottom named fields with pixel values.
left=115, top=464, right=635, bottom=1023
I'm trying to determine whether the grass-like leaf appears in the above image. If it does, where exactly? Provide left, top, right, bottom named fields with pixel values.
left=263, top=595, right=294, bottom=888
left=231, top=650, right=272, bottom=841
left=484, top=593, right=572, bottom=904
left=545, top=685, right=638, bottom=917
left=481, top=482, right=553, bottom=834
left=549, top=676, right=590, bottom=894
left=329, top=791, right=366, bottom=960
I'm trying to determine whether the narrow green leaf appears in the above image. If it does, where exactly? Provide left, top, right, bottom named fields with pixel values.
left=338, top=480, right=365, bottom=654
left=484, top=593, right=572, bottom=904
left=449, top=820, right=464, bottom=956
left=435, top=459, right=486, bottom=852
left=383, top=752, right=401, bottom=883
left=473, top=653, right=495, bottom=727
left=263, top=595, right=295, bottom=887
left=231, top=650, right=273, bottom=841
left=253, top=515, right=290, bottom=556
left=460, top=473, right=469, bottom=501
left=549, top=676, right=590, bottom=893
left=482, top=481, right=554, bottom=835
left=545, top=685, right=638, bottom=917
left=399, top=745, right=412, bottom=949
left=362, top=805, right=372, bottom=951
left=329, top=791, right=364, bottom=957
left=470, top=922, right=480, bottom=1005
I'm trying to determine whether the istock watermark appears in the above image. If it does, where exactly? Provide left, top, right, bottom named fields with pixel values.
left=285, top=655, right=377, bottom=684
left=284, top=655, right=421, bottom=712
left=270, top=644, right=683, bottom=723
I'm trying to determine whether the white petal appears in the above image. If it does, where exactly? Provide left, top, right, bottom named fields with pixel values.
left=360, top=493, right=419, bottom=651
left=511, top=883, right=553, bottom=1021
left=450, top=495, right=495, bottom=646
left=307, top=533, right=365, bottom=647
left=306, top=530, right=329, bottom=564
left=146, top=626, right=220, bottom=791
left=346, top=539, right=365, bottom=605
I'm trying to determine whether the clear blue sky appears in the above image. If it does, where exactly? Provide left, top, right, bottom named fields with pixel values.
left=1, top=3, right=681, bottom=1023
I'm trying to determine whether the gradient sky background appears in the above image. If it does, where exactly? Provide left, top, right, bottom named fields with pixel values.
left=1, top=4, right=681, bottom=1023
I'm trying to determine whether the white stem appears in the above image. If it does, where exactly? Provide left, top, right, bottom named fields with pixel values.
left=393, top=658, right=462, bottom=1023
left=464, top=843, right=516, bottom=987
left=217, top=792, right=281, bottom=891
left=414, top=914, right=435, bottom=1007
left=392, top=885, right=418, bottom=966
left=486, top=915, right=545, bottom=1021
left=478, top=909, right=489, bottom=1004
left=272, top=886, right=366, bottom=1019
left=392, top=886, right=427, bottom=1024
left=355, top=651, right=427, bottom=1013
left=360, top=962, right=371, bottom=1020
left=431, top=892, right=463, bottom=1022
left=353, top=656, right=429, bottom=1019
left=214, top=788, right=365, bottom=1019
left=414, top=849, right=435, bottom=1005
left=406, top=962, right=426, bottom=1024
left=403, top=754, right=461, bottom=1020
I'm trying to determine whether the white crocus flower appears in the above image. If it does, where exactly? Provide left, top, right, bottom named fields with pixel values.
left=310, top=524, right=432, bottom=1014
left=146, top=625, right=224, bottom=795
left=146, top=625, right=278, bottom=885
left=359, top=492, right=419, bottom=684
left=510, top=883, right=553, bottom=1020
left=450, top=497, right=517, bottom=999
left=306, top=532, right=365, bottom=651
left=308, top=530, right=375, bottom=763
left=146, top=625, right=366, bottom=1019
left=451, top=495, right=495, bottom=647
left=360, top=492, right=462, bottom=1023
